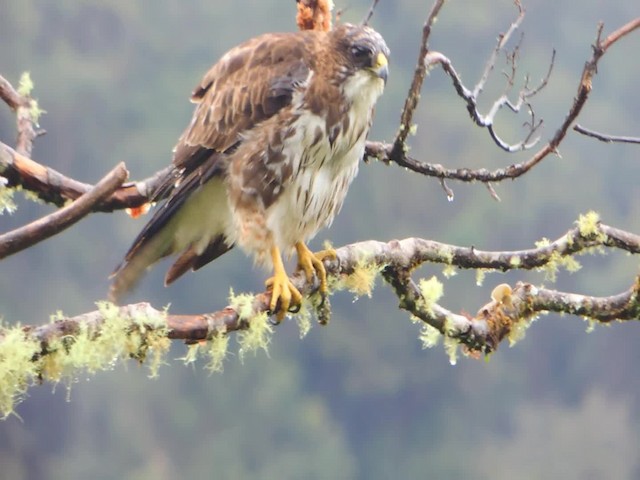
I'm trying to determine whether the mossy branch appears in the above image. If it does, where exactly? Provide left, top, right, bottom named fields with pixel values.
left=3, top=213, right=640, bottom=417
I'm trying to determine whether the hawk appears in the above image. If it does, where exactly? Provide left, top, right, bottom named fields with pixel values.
left=110, top=23, right=389, bottom=321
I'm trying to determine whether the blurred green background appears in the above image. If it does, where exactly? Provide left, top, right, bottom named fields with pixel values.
left=1, top=1, right=639, bottom=479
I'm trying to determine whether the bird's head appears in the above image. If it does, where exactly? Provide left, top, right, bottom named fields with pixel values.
left=328, top=23, right=390, bottom=101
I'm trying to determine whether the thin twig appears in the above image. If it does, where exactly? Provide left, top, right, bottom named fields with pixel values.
left=0, top=163, right=128, bottom=259
left=366, top=16, right=640, bottom=183
left=392, top=0, right=446, bottom=158
left=573, top=124, right=640, bottom=144
left=361, top=0, right=380, bottom=26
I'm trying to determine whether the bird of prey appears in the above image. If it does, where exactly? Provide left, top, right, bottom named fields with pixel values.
left=110, top=23, right=389, bottom=321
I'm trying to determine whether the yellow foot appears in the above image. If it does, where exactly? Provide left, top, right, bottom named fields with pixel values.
left=266, top=246, right=302, bottom=323
left=295, top=242, right=337, bottom=296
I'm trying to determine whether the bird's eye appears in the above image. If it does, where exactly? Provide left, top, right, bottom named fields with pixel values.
left=351, top=45, right=371, bottom=59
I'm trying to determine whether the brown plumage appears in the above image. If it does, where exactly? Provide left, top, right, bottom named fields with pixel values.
left=110, top=23, right=389, bottom=319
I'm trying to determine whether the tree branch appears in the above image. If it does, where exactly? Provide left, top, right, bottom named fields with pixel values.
left=0, top=141, right=169, bottom=211
left=573, top=124, right=640, bottom=145
left=12, top=214, right=640, bottom=354
left=391, top=0, right=446, bottom=158
left=371, top=16, right=640, bottom=186
left=0, top=162, right=128, bottom=259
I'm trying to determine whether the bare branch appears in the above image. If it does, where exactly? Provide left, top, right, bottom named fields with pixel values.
left=367, top=16, right=640, bottom=184
left=361, top=0, right=381, bottom=26
left=0, top=74, right=41, bottom=157
left=472, top=0, right=525, bottom=99
left=392, top=0, right=446, bottom=158
left=0, top=75, right=28, bottom=111
left=573, top=124, right=640, bottom=145
left=0, top=141, right=170, bottom=211
left=0, top=163, right=128, bottom=259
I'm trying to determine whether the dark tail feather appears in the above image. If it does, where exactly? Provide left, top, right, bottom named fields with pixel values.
left=109, top=226, right=175, bottom=303
left=164, top=236, right=233, bottom=286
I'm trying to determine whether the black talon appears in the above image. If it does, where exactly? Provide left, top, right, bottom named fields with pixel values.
left=288, top=303, right=301, bottom=314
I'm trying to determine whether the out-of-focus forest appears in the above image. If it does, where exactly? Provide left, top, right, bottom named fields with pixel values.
left=1, top=1, right=639, bottom=478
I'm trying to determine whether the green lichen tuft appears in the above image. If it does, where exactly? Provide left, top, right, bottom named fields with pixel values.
left=23, top=189, right=45, bottom=205
left=0, top=322, right=41, bottom=418
left=16, top=72, right=46, bottom=123
left=418, top=323, right=442, bottom=349
left=442, top=264, right=457, bottom=278
left=577, top=211, right=601, bottom=238
left=507, top=319, right=529, bottom=347
left=534, top=237, right=581, bottom=282
left=509, top=256, right=521, bottom=267
left=295, top=301, right=312, bottom=339
left=342, top=261, right=380, bottom=298
left=206, top=334, right=229, bottom=373
left=1, top=305, right=172, bottom=417
left=584, top=317, right=597, bottom=333
left=180, top=344, right=200, bottom=367
left=443, top=336, right=458, bottom=366
left=539, top=250, right=581, bottom=282
left=418, top=276, right=444, bottom=315
left=229, top=290, right=273, bottom=361
left=535, top=238, right=551, bottom=249
left=17, top=72, right=34, bottom=96
left=0, top=186, right=17, bottom=215
left=28, top=99, right=46, bottom=124
left=476, top=269, right=487, bottom=286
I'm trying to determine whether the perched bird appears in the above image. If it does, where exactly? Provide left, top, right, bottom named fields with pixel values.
left=110, top=23, right=389, bottom=320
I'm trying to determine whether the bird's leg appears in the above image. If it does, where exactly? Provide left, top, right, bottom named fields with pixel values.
left=295, top=242, right=336, bottom=296
left=265, top=245, right=302, bottom=322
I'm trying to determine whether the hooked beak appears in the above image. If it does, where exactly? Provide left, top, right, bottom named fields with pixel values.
left=372, top=52, right=388, bottom=84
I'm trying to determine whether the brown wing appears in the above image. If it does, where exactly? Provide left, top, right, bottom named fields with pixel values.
left=174, top=31, right=317, bottom=171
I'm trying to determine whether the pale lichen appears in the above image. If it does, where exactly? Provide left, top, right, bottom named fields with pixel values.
left=534, top=237, right=581, bottom=282
left=17, top=72, right=46, bottom=123
left=584, top=317, right=597, bottom=333
left=229, top=290, right=273, bottom=362
left=0, top=322, right=41, bottom=418
left=17, top=72, right=34, bottom=96
left=341, top=261, right=380, bottom=299
left=1, top=303, right=172, bottom=417
left=442, top=264, right=457, bottom=278
left=576, top=211, right=602, bottom=239
left=0, top=185, right=17, bottom=215
left=295, top=301, right=312, bottom=339
left=476, top=269, right=487, bottom=286
left=205, top=333, right=229, bottom=373
left=418, top=276, right=444, bottom=315
left=443, top=335, right=458, bottom=366
left=418, top=323, right=442, bottom=349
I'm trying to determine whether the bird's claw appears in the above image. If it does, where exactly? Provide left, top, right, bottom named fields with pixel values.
left=296, top=243, right=336, bottom=297
left=265, top=272, right=303, bottom=323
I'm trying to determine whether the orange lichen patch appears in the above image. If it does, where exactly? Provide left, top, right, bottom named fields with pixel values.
left=125, top=203, right=151, bottom=218
left=296, top=0, right=333, bottom=32
left=476, top=285, right=517, bottom=350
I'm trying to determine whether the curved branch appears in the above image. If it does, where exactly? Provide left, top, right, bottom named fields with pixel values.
left=0, top=142, right=169, bottom=210
left=573, top=124, right=640, bottom=145
left=12, top=215, right=640, bottom=359
left=0, top=162, right=128, bottom=259
left=375, top=17, right=640, bottom=183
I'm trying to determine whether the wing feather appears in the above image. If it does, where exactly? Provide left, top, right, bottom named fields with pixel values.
left=111, top=31, right=320, bottom=299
